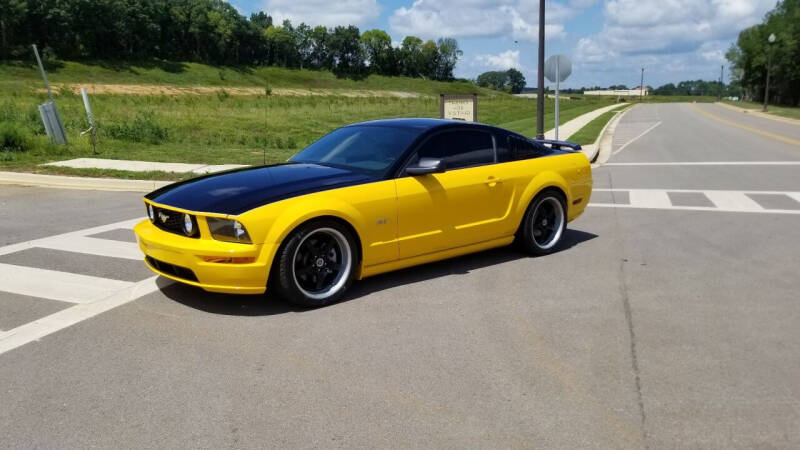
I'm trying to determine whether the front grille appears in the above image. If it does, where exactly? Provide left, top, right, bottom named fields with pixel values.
left=146, top=256, right=199, bottom=282
left=149, top=205, right=198, bottom=238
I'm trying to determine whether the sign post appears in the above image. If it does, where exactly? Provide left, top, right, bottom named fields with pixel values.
left=440, top=94, right=478, bottom=122
left=544, top=55, right=572, bottom=140
left=32, top=44, right=68, bottom=145
left=80, top=88, right=98, bottom=154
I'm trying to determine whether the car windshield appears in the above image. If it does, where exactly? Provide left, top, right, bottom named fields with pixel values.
left=290, top=125, right=422, bottom=177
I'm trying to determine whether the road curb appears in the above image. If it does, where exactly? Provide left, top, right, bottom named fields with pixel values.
left=0, top=171, right=171, bottom=192
left=592, top=104, right=634, bottom=166
left=715, top=102, right=800, bottom=125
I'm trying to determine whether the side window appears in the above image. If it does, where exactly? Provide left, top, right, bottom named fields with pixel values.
left=443, top=130, right=495, bottom=169
left=508, top=136, right=541, bottom=160
left=416, top=133, right=446, bottom=160
left=495, top=132, right=511, bottom=162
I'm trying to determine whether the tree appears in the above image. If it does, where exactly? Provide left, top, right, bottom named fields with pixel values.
left=420, top=40, right=439, bottom=79
left=400, top=36, right=423, bottom=77
left=506, top=68, right=526, bottom=94
left=361, top=29, right=392, bottom=75
left=727, top=0, right=800, bottom=105
left=476, top=71, right=508, bottom=91
left=329, top=25, right=365, bottom=78
left=435, top=38, right=461, bottom=81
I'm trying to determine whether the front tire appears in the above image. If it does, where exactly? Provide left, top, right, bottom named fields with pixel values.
left=519, top=190, right=567, bottom=255
left=274, top=219, right=357, bottom=307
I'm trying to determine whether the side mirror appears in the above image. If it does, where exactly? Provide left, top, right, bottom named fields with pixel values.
left=406, top=158, right=445, bottom=176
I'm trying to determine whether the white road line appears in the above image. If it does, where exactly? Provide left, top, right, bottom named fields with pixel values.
left=704, top=191, right=764, bottom=212
left=612, top=121, right=662, bottom=155
left=0, top=217, right=142, bottom=257
left=0, top=263, right=133, bottom=304
left=0, top=276, right=168, bottom=356
left=36, top=236, right=142, bottom=261
left=589, top=189, right=800, bottom=214
left=593, top=188, right=800, bottom=195
left=589, top=203, right=800, bottom=215
left=604, top=161, right=800, bottom=166
left=629, top=189, right=672, bottom=209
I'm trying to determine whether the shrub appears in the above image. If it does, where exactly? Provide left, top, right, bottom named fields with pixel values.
left=104, top=112, right=169, bottom=144
left=0, top=122, right=32, bottom=152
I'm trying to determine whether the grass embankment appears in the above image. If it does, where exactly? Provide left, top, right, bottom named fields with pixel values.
left=0, top=61, right=616, bottom=177
left=567, top=104, right=631, bottom=145
left=721, top=100, right=800, bottom=120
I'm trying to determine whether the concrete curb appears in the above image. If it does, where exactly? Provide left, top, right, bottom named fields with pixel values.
left=715, top=102, right=800, bottom=125
left=0, top=171, right=171, bottom=192
left=593, top=104, right=635, bottom=166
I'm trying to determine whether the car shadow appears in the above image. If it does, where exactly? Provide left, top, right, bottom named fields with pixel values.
left=158, top=228, right=598, bottom=316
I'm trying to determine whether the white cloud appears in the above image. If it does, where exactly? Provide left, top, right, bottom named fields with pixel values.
left=263, top=0, right=380, bottom=27
left=567, top=0, right=775, bottom=87
left=474, top=50, right=522, bottom=70
left=389, top=0, right=585, bottom=42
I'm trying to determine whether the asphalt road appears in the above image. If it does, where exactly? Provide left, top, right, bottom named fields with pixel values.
left=1, top=103, right=799, bottom=448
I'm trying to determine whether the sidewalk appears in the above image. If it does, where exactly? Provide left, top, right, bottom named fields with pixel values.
left=44, top=158, right=247, bottom=174
left=545, top=103, right=623, bottom=141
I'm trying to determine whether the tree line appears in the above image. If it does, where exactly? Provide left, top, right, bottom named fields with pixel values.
left=0, top=0, right=462, bottom=80
left=476, top=69, right=526, bottom=94
left=726, top=0, right=799, bottom=106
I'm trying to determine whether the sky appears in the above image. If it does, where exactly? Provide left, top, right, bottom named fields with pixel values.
left=231, top=0, right=779, bottom=89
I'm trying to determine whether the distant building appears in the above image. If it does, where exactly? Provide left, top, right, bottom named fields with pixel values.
left=584, top=87, right=650, bottom=96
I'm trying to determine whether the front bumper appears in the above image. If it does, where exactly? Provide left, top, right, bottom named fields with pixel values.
left=134, top=219, right=273, bottom=294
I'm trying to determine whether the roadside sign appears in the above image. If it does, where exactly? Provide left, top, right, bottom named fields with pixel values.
left=440, top=94, right=478, bottom=122
left=544, top=55, right=572, bottom=140
left=545, top=55, right=572, bottom=83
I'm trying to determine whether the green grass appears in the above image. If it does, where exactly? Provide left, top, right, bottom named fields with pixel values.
left=722, top=100, right=800, bottom=120
left=567, top=105, right=630, bottom=145
left=0, top=60, right=500, bottom=96
left=0, top=60, right=617, bottom=177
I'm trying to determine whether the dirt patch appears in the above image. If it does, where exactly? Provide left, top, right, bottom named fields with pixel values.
left=48, top=83, right=422, bottom=98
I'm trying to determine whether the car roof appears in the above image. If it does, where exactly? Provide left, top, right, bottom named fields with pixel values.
left=347, top=118, right=505, bottom=133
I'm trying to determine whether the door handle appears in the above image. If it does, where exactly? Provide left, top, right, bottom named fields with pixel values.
left=485, top=176, right=503, bottom=187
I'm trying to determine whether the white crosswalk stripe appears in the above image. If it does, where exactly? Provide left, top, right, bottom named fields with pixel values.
left=591, top=189, right=800, bottom=214
left=703, top=191, right=764, bottom=212
left=35, top=236, right=142, bottom=261
left=629, top=189, right=672, bottom=209
left=0, top=217, right=173, bottom=356
left=0, top=263, right=134, bottom=303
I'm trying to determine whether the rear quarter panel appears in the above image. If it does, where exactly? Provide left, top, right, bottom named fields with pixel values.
left=505, top=151, right=592, bottom=229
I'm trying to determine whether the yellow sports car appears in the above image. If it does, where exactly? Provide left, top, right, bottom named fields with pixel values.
left=135, top=119, right=592, bottom=306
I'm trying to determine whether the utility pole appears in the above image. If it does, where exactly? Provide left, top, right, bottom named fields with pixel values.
left=536, top=0, right=545, bottom=140
left=640, top=67, right=644, bottom=102
left=763, top=33, right=776, bottom=112
left=718, top=65, right=724, bottom=101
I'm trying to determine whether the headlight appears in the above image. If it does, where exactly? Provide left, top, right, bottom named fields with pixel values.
left=183, top=213, right=196, bottom=236
left=147, top=203, right=155, bottom=222
left=207, top=217, right=252, bottom=244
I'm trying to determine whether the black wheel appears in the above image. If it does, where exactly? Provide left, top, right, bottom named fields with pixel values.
left=519, top=189, right=567, bottom=255
left=273, top=219, right=357, bottom=307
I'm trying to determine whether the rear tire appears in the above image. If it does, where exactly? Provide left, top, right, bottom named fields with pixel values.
left=273, top=219, right=357, bottom=307
left=519, top=189, right=567, bottom=255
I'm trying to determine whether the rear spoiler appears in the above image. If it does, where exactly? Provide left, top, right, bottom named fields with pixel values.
left=533, top=139, right=582, bottom=152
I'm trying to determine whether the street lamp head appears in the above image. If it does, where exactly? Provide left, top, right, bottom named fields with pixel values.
left=768, top=33, right=776, bottom=43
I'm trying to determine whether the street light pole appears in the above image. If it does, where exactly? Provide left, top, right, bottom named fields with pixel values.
left=763, top=33, right=776, bottom=112
left=640, top=67, right=644, bottom=102
left=536, top=0, right=545, bottom=140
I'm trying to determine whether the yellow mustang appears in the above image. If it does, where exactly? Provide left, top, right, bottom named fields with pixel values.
left=135, top=119, right=592, bottom=306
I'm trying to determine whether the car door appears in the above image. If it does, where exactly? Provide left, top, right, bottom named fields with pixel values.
left=394, top=129, right=516, bottom=259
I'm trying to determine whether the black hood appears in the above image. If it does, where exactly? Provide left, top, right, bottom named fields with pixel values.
left=146, top=163, right=376, bottom=215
